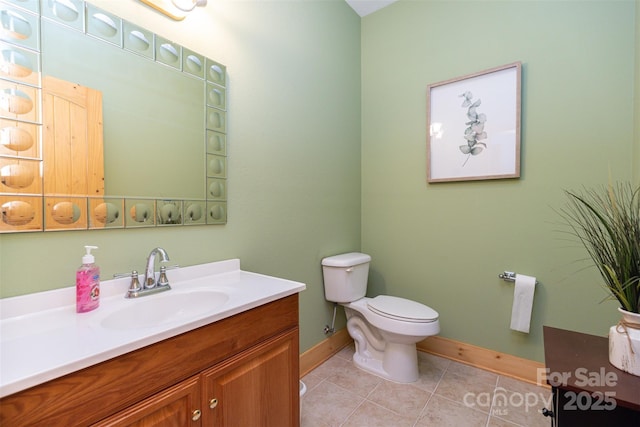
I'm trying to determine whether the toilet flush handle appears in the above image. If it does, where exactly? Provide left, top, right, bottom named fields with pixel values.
left=346, top=267, right=354, bottom=273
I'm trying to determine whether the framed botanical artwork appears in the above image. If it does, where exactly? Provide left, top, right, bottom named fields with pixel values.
left=427, top=62, right=522, bottom=183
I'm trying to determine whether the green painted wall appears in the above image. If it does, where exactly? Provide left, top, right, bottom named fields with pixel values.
left=1, top=0, right=637, bottom=364
left=361, top=0, right=636, bottom=362
left=0, top=0, right=362, bottom=353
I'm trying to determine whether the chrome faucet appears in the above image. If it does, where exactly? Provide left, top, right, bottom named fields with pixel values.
left=144, top=247, right=170, bottom=288
left=114, top=247, right=176, bottom=298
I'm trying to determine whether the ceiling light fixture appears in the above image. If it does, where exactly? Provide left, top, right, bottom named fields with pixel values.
left=138, top=0, right=207, bottom=21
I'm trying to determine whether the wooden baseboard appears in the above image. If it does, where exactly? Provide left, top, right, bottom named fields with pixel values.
left=300, top=328, right=546, bottom=386
left=299, top=328, right=352, bottom=377
left=417, top=335, right=546, bottom=386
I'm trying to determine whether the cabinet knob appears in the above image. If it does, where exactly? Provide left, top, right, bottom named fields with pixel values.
left=209, top=398, right=218, bottom=409
left=192, top=409, right=202, bottom=421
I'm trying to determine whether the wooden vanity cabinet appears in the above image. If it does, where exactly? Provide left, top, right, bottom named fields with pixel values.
left=94, top=329, right=299, bottom=426
left=203, top=328, right=298, bottom=426
left=0, top=295, right=300, bottom=427
left=93, top=375, right=203, bottom=426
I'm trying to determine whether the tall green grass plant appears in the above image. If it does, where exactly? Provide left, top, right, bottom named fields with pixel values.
left=559, top=182, right=640, bottom=313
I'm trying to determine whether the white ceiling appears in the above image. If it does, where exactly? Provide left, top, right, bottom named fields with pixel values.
left=345, top=0, right=398, bottom=17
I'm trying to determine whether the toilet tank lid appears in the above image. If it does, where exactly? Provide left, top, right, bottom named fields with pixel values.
left=322, top=252, right=371, bottom=267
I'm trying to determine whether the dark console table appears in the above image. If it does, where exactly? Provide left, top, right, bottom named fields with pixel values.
left=543, top=326, right=640, bottom=426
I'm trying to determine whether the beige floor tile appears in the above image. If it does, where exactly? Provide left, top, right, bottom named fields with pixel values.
left=413, top=354, right=448, bottom=393
left=367, top=380, right=432, bottom=419
left=301, top=380, right=364, bottom=427
left=336, top=343, right=355, bottom=360
left=497, top=375, right=549, bottom=394
left=301, top=372, right=324, bottom=393
left=435, top=369, right=497, bottom=412
left=446, top=360, right=499, bottom=384
left=302, top=347, right=548, bottom=426
left=491, top=387, right=551, bottom=427
left=342, top=400, right=415, bottom=427
left=417, top=351, right=451, bottom=371
left=416, top=394, right=489, bottom=427
left=325, top=360, right=383, bottom=398
left=301, top=410, right=333, bottom=427
left=309, top=354, right=352, bottom=380
left=487, top=415, right=523, bottom=426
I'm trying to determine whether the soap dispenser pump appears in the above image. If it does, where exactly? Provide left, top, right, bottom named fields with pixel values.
left=76, top=245, right=100, bottom=313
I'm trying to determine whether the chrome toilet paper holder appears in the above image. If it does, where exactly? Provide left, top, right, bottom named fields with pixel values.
left=499, top=271, right=538, bottom=284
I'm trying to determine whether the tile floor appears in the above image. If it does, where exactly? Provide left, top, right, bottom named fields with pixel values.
left=301, top=345, right=552, bottom=427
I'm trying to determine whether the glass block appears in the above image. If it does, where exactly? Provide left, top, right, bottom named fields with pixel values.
left=123, top=20, right=153, bottom=59
left=41, top=0, right=83, bottom=32
left=183, top=200, right=205, bottom=225
left=183, top=48, right=204, bottom=79
left=206, top=153, right=226, bottom=178
left=44, top=195, right=87, bottom=230
left=0, top=157, right=41, bottom=194
left=206, top=82, right=225, bottom=110
left=0, top=118, right=40, bottom=158
left=156, top=199, right=182, bottom=225
left=0, top=41, right=40, bottom=86
left=0, top=4, right=39, bottom=51
left=0, top=80, right=40, bottom=122
left=206, top=107, right=225, bottom=133
left=206, top=201, right=226, bottom=224
left=0, top=194, right=42, bottom=232
left=125, top=198, right=156, bottom=227
left=206, top=177, right=226, bottom=201
left=155, top=36, right=181, bottom=69
left=86, top=4, right=122, bottom=47
left=205, top=58, right=225, bottom=86
left=206, top=130, right=226, bottom=155
left=3, top=0, right=39, bottom=14
left=88, top=196, right=124, bottom=229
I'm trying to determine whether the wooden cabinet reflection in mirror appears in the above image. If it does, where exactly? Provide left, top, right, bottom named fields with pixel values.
left=0, top=75, right=104, bottom=232
left=43, top=76, right=104, bottom=231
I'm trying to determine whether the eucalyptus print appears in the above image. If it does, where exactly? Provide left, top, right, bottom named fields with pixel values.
left=459, top=91, right=487, bottom=166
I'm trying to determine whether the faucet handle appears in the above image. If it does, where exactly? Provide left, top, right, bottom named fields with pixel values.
left=123, top=270, right=142, bottom=298
left=157, top=266, right=170, bottom=287
left=128, top=270, right=141, bottom=291
left=114, top=270, right=142, bottom=290
left=113, top=271, right=136, bottom=279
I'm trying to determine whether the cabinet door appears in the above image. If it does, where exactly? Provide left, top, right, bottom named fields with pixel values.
left=203, top=329, right=299, bottom=427
left=92, top=375, right=202, bottom=427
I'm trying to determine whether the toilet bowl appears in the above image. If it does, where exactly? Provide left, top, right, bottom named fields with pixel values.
left=321, top=253, right=440, bottom=383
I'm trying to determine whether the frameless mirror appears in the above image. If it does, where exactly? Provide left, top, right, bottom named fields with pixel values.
left=0, top=0, right=228, bottom=232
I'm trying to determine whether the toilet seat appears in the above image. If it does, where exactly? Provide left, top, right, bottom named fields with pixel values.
left=367, top=295, right=438, bottom=323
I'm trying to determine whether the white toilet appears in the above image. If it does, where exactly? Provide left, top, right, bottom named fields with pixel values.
left=322, top=252, right=440, bottom=383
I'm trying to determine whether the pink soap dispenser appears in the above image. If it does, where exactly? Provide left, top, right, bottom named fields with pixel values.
left=76, top=245, right=100, bottom=313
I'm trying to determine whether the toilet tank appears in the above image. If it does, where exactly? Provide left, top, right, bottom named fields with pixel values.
left=321, top=252, right=372, bottom=303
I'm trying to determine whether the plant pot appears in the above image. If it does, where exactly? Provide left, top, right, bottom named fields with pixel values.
left=609, top=307, right=640, bottom=376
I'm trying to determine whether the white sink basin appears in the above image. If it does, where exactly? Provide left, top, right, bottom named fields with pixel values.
left=100, top=290, right=229, bottom=330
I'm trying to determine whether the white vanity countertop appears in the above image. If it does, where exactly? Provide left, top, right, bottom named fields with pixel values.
left=0, top=259, right=306, bottom=398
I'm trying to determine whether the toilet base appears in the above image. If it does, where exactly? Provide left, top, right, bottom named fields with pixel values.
left=352, top=341, right=420, bottom=383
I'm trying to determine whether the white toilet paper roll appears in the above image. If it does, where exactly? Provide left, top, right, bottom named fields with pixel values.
left=510, top=274, right=536, bottom=333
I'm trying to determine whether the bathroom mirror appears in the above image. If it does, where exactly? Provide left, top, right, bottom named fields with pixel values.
left=0, top=0, right=227, bottom=232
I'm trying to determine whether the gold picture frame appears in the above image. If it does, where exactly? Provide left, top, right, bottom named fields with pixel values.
left=427, top=62, right=522, bottom=183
